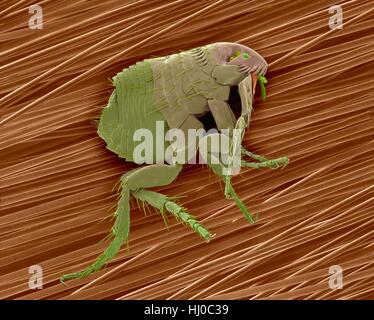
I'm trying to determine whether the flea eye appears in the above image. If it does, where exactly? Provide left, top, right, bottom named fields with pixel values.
left=243, top=52, right=250, bottom=60
left=229, top=50, right=241, bottom=61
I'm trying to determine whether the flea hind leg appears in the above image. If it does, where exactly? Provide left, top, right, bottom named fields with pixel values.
left=61, top=186, right=130, bottom=282
left=133, top=189, right=213, bottom=241
left=60, top=164, right=183, bottom=282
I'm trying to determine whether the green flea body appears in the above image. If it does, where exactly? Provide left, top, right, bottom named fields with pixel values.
left=98, top=60, right=166, bottom=161
left=61, top=42, right=289, bottom=282
left=98, top=44, right=247, bottom=163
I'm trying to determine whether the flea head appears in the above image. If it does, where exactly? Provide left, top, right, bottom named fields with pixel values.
left=209, top=42, right=268, bottom=101
left=213, top=42, right=268, bottom=76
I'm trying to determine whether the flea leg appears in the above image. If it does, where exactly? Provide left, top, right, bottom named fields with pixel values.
left=60, top=186, right=130, bottom=282
left=207, top=162, right=256, bottom=223
left=241, top=147, right=289, bottom=168
left=60, top=164, right=183, bottom=282
left=198, top=131, right=256, bottom=223
left=133, top=189, right=213, bottom=241
left=241, top=147, right=269, bottom=162
left=223, top=175, right=256, bottom=223
left=207, top=99, right=236, bottom=132
left=241, top=157, right=289, bottom=169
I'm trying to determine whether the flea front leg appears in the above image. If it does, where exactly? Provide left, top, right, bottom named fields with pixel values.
left=241, top=147, right=269, bottom=162
left=241, top=147, right=289, bottom=169
left=207, top=99, right=236, bottom=132
left=241, top=157, right=289, bottom=169
left=207, top=161, right=256, bottom=223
